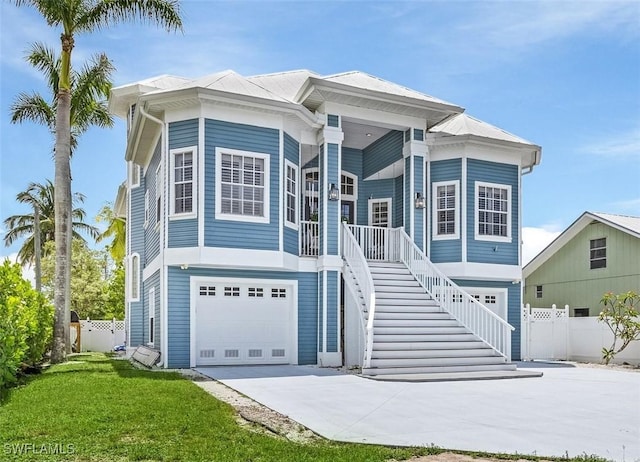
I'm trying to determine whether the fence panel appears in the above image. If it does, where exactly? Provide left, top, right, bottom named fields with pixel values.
left=71, top=319, right=126, bottom=353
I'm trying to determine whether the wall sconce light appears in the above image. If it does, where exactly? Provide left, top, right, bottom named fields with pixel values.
left=415, top=192, right=426, bottom=209
left=328, top=183, right=339, bottom=201
left=180, top=263, right=189, bottom=270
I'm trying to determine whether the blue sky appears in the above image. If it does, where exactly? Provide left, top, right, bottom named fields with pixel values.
left=1, top=0, right=639, bottom=266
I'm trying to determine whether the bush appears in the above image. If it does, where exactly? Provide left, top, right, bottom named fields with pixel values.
left=0, top=260, right=53, bottom=395
left=598, top=291, right=640, bottom=365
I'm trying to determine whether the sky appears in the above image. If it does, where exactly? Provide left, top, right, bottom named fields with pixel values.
left=1, top=0, right=639, bottom=268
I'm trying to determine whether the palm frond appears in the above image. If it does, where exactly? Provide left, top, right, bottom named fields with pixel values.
left=78, top=0, right=183, bottom=33
left=25, top=41, right=60, bottom=95
left=10, top=92, right=56, bottom=128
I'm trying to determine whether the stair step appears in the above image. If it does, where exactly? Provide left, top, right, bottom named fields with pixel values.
left=374, top=326, right=468, bottom=335
left=375, top=286, right=426, bottom=294
left=375, top=305, right=442, bottom=313
left=368, top=262, right=405, bottom=267
left=373, top=319, right=460, bottom=328
left=363, top=370, right=543, bottom=382
left=372, top=273, right=415, bottom=281
left=370, top=266, right=410, bottom=274
left=373, top=340, right=488, bottom=350
left=375, top=312, right=451, bottom=320
left=376, top=292, right=432, bottom=300
left=373, top=333, right=477, bottom=342
left=376, top=299, right=439, bottom=307
left=373, top=279, right=422, bottom=288
left=362, top=363, right=517, bottom=376
left=370, top=356, right=506, bottom=368
left=372, top=348, right=499, bottom=359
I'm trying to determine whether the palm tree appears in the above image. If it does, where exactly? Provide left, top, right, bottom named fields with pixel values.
left=96, top=202, right=126, bottom=264
left=13, top=0, right=183, bottom=363
left=3, top=180, right=100, bottom=290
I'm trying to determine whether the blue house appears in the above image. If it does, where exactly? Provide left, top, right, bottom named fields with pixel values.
left=110, top=70, right=541, bottom=378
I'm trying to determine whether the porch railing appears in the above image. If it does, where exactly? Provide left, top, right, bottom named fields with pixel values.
left=346, top=225, right=400, bottom=261
left=396, top=228, right=514, bottom=360
left=300, top=221, right=318, bottom=257
left=341, top=223, right=376, bottom=368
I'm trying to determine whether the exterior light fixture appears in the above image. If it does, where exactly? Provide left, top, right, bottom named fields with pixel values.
left=180, top=263, right=189, bottom=270
left=415, top=192, right=426, bottom=209
left=328, top=183, right=339, bottom=201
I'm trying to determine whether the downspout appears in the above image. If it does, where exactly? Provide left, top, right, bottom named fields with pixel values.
left=139, top=105, right=164, bottom=128
left=521, top=148, right=541, bottom=176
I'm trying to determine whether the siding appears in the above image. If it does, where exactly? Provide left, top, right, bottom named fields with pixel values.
left=326, top=271, right=338, bottom=352
left=393, top=176, right=404, bottom=228
left=404, top=158, right=410, bottom=233
left=166, top=266, right=319, bottom=368
left=284, top=132, right=300, bottom=255
left=142, top=271, right=161, bottom=349
left=453, top=279, right=522, bottom=360
left=168, top=120, right=199, bottom=248
left=327, top=143, right=339, bottom=255
left=467, top=159, right=519, bottom=265
left=430, top=159, right=462, bottom=262
left=128, top=173, right=146, bottom=346
left=524, top=223, right=640, bottom=315
left=203, top=119, right=279, bottom=250
left=414, top=156, right=424, bottom=251
left=144, top=140, right=162, bottom=265
left=358, top=179, right=395, bottom=225
left=363, top=130, right=403, bottom=179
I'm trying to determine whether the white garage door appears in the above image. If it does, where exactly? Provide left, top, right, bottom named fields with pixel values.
left=462, top=288, right=508, bottom=321
left=195, top=281, right=293, bottom=366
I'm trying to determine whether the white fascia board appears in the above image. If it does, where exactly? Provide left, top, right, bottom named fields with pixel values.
left=165, top=247, right=302, bottom=272
left=436, top=262, right=522, bottom=282
left=142, top=256, right=162, bottom=281
left=317, top=255, right=343, bottom=272
left=429, top=134, right=540, bottom=168
left=324, top=103, right=424, bottom=132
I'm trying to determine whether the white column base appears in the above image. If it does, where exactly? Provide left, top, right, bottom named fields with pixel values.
left=317, top=352, right=342, bottom=367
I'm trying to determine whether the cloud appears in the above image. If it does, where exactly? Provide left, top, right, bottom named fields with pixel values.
left=1, top=252, right=36, bottom=286
left=581, top=126, right=640, bottom=158
left=522, top=226, right=562, bottom=265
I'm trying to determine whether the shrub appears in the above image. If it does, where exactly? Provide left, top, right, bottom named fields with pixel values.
left=0, top=260, right=53, bottom=395
left=598, top=291, right=640, bottom=365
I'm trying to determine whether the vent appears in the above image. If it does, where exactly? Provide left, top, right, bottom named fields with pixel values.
left=272, top=349, right=285, bottom=358
left=199, top=349, right=215, bottom=358
left=248, top=349, right=263, bottom=358
left=224, top=349, right=239, bottom=358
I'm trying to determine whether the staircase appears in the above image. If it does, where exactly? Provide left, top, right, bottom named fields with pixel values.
left=362, top=261, right=524, bottom=381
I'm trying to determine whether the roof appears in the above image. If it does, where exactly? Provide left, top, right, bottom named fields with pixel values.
left=247, top=70, right=320, bottom=102
left=523, top=211, right=640, bottom=277
left=430, top=113, right=535, bottom=146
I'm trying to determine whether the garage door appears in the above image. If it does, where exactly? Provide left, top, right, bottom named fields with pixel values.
left=195, top=281, right=293, bottom=366
left=462, top=288, right=508, bottom=321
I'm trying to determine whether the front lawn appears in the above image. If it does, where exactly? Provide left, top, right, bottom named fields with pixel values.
left=0, top=354, right=440, bottom=461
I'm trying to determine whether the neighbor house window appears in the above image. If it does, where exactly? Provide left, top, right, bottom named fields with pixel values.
left=535, top=285, right=543, bottom=299
left=432, top=180, right=459, bottom=239
left=170, top=148, right=196, bottom=217
left=215, top=148, right=270, bottom=223
left=155, top=165, right=161, bottom=225
left=574, top=308, right=590, bottom=317
left=475, top=181, right=511, bottom=242
left=590, top=238, right=606, bottom=269
left=148, top=287, right=155, bottom=346
left=130, top=254, right=140, bottom=301
left=285, top=160, right=298, bottom=228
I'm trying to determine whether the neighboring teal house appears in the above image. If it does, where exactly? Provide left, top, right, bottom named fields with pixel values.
left=109, top=70, right=541, bottom=378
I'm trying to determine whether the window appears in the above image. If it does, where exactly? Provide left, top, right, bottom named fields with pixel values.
left=475, top=181, right=511, bottom=242
left=155, top=164, right=162, bottom=225
left=432, top=180, right=459, bottom=239
left=590, top=238, right=606, bottom=269
left=341, top=173, right=356, bottom=197
left=303, top=169, right=319, bottom=221
left=535, top=285, right=543, bottom=299
left=148, top=287, right=155, bottom=346
left=144, top=191, right=150, bottom=227
left=199, top=286, right=216, bottom=296
left=224, top=287, right=240, bottom=297
left=271, top=288, right=287, bottom=298
left=248, top=287, right=264, bottom=298
left=285, top=160, right=298, bottom=228
left=574, top=308, right=590, bottom=317
left=369, top=199, right=391, bottom=227
left=215, top=148, right=270, bottom=223
left=171, top=148, right=196, bottom=217
left=130, top=254, right=140, bottom=301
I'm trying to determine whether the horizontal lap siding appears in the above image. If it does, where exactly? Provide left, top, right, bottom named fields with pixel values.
left=414, top=157, right=424, bottom=250
left=143, top=271, right=160, bottom=349
left=327, top=144, right=339, bottom=254
left=452, top=279, right=522, bottom=360
left=430, top=159, right=462, bottom=262
left=394, top=176, right=404, bottom=228
left=284, top=133, right=299, bottom=255
left=166, top=267, right=319, bottom=368
left=358, top=179, right=395, bottom=225
left=467, top=159, right=519, bottom=265
left=168, top=120, right=199, bottom=248
left=404, top=159, right=410, bottom=232
left=129, top=177, right=146, bottom=346
left=326, top=271, right=338, bottom=352
left=363, top=130, right=403, bottom=179
left=204, top=119, right=279, bottom=250
left=144, top=141, right=162, bottom=265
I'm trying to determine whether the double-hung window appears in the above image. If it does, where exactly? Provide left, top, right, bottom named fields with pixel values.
left=215, top=148, right=270, bottom=223
left=284, top=160, right=298, bottom=228
left=170, top=147, right=196, bottom=218
left=475, top=181, right=511, bottom=242
left=590, top=238, right=606, bottom=269
left=432, top=180, right=459, bottom=239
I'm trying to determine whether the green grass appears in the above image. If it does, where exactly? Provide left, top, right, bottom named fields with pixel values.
left=0, top=354, right=608, bottom=462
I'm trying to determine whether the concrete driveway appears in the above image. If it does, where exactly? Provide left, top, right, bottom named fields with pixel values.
left=196, top=362, right=640, bottom=461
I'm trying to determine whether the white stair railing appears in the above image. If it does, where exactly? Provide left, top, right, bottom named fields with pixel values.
left=341, top=223, right=376, bottom=368
left=346, top=224, right=400, bottom=261
left=396, top=228, right=514, bottom=360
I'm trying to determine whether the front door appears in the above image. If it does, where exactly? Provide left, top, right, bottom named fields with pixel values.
left=341, top=201, right=354, bottom=224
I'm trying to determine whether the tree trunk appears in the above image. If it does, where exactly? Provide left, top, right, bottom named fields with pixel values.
left=34, top=204, right=41, bottom=292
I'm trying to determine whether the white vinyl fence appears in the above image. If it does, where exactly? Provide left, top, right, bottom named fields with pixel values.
left=522, top=304, right=640, bottom=365
left=70, top=319, right=126, bottom=353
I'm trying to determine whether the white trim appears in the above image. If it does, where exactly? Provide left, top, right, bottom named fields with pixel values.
left=189, top=276, right=298, bottom=368
left=322, top=270, right=327, bottom=353
left=155, top=163, right=162, bottom=228
left=321, top=144, right=328, bottom=255
left=432, top=180, right=460, bottom=240
left=426, top=160, right=431, bottom=257
left=436, top=261, right=521, bottom=281
left=460, top=286, right=508, bottom=321
left=284, top=159, right=299, bottom=230
left=169, top=145, right=198, bottom=219
left=130, top=253, right=141, bottom=302
left=518, top=166, right=522, bottom=266
left=129, top=162, right=141, bottom=188
left=165, top=246, right=305, bottom=272
left=474, top=181, right=512, bottom=243
left=461, top=156, right=467, bottom=262
left=214, top=147, right=271, bottom=224
left=198, top=117, right=205, bottom=247
left=368, top=198, right=392, bottom=227
left=148, top=287, right=156, bottom=347
left=317, top=352, right=342, bottom=367
left=410, top=155, right=415, bottom=239
left=279, top=130, right=285, bottom=250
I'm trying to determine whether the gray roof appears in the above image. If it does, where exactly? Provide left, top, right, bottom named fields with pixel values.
left=591, top=212, right=640, bottom=236
left=430, top=113, right=534, bottom=146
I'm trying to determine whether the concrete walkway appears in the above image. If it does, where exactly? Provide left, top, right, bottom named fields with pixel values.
left=196, top=363, right=640, bottom=461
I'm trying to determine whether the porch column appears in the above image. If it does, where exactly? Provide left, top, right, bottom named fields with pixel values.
left=403, top=128, right=427, bottom=251
left=317, top=113, right=343, bottom=367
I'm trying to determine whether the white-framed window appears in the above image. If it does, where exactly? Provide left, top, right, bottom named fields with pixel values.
left=148, top=287, right=155, bottom=347
left=303, top=168, right=319, bottom=221
left=341, top=172, right=357, bottom=199
left=144, top=191, right=150, bottom=228
left=155, top=164, right=162, bottom=226
left=535, top=285, right=543, bottom=299
left=432, top=180, right=460, bottom=240
left=130, top=253, right=140, bottom=302
left=129, top=162, right=141, bottom=188
left=368, top=198, right=391, bottom=228
left=284, top=160, right=298, bottom=229
left=170, top=147, right=196, bottom=218
left=589, top=237, right=606, bottom=269
left=475, top=181, right=511, bottom=242
left=215, top=148, right=270, bottom=223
